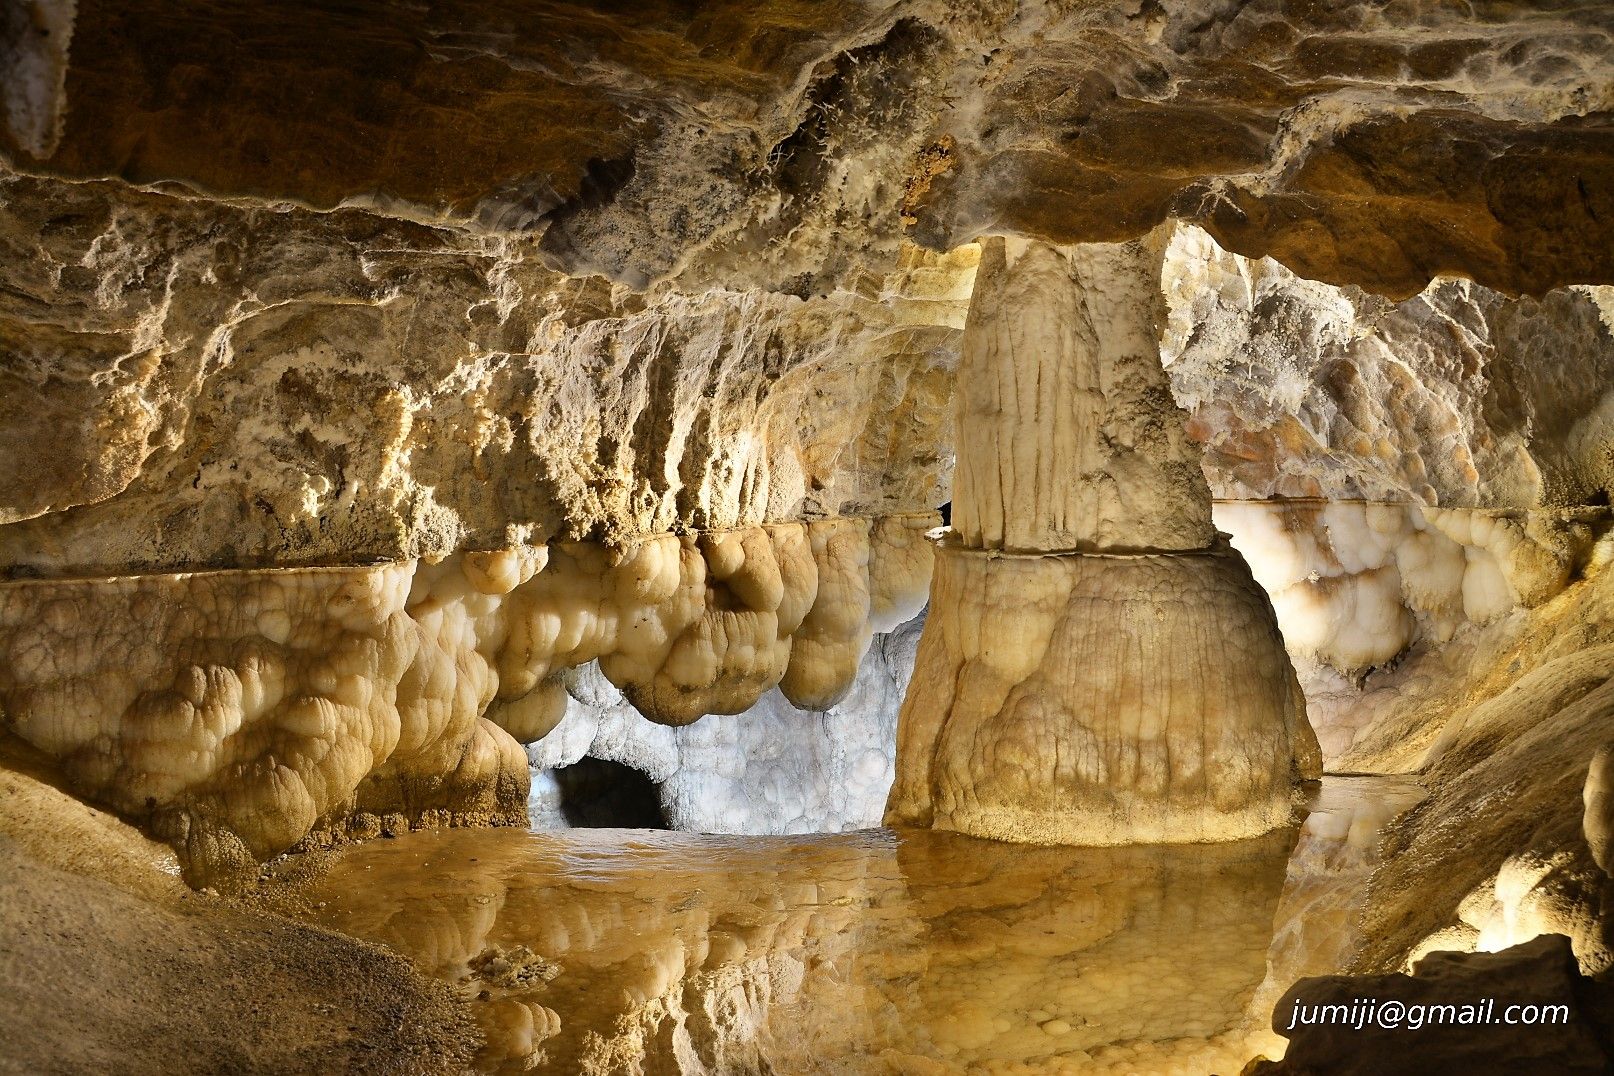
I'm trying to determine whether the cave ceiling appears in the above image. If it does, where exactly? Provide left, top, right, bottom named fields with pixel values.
left=5, top=0, right=1612, bottom=299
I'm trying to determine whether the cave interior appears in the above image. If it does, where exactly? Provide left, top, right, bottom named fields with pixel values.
left=3, top=1, right=1614, bottom=1073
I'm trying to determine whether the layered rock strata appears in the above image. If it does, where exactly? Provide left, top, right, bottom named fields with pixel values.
left=0, top=515, right=933, bottom=885
left=9, top=3, right=1610, bottom=299
left=887, top=234, right=1320, bottom=845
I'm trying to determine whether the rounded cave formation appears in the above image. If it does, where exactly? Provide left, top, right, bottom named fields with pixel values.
left=3, top=2, right=1614, bottom=1074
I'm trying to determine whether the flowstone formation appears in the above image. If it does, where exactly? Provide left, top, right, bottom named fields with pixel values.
left=528, top=608, right=926, bottom=835
left=1155, top=224, right=1614, bottom=761
left=887, top=234, right=1321, bottom=845
left=4, top=0, right=1614, bottom=1071
left=0, top=517, right=933, bottom=885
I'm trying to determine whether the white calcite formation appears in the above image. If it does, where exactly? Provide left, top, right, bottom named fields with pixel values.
left=528, top=611, right=924, bottom=835
left=1216, top=502, right=1600, bottom=676
left=0, top=516, right=933, bottom=884
left=888, top=233, right=1320, bottom=846
left=1213, top=501, right=1608, bottom=759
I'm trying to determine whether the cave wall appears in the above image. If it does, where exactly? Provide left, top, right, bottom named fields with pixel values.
left=1163, top=224, right=1614, bottom=509
left=0, top=517, right=933, bottom=884
left=528, top=611, right=923, bottom=835
left=1, top=3, right=1613, bottom=982
left=0, top=168, right=971, bottom=574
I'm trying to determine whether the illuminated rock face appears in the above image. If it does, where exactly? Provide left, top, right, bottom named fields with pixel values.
left=1328, top=556, right=1614, bottom=977
left=889, top=234, right=1320, bottom=845
left=0, top=517, right=933, bottom=884
left=1161, top=225, right=1614, bottom=511
left=528, top=611, right=924, bottom=835
left=0, top=167, right=973, bottom=574
left=951, top=238, right=1215, bottom=554
left=1156, top=228, right=1614, bottom=761
left=890, top=544, right=1317, bottom=843
left=2, top=8, right=1614, bottom=1071
left=1212, top=500, right=1606, bottom=758
left=0, top=563, right=500, bottom=888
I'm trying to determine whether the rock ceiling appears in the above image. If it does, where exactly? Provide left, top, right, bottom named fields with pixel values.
left=5, top=0, right=1612, bottom=299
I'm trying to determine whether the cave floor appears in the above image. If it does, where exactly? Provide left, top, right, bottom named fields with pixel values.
left=262, top=776, right=1423, bottom=1075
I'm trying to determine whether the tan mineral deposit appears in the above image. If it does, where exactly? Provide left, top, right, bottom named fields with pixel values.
left=3, top=2, right=1614, bottom=1073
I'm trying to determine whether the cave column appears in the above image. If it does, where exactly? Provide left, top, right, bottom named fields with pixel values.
left=886, top=232, right=1321, bottom=845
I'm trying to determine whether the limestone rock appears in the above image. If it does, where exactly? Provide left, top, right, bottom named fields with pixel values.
left=1326, top=541, right=1614, bottom=977
left=895, top=232, right=1315, bottom=846
left=887, top=542, right=1321, bottom=845
left=0, top=168, right=970, bottom=575
left=0, top=0, right=72, bottom=158
left=0, top=838, right=481, bottom=1076
left=0, top=516, right=930, bottom=882
left=953, top=235, right=1214, bottom=554
left=1162, top=225, right=1614, bottom=509
left=1215, top=502, right=1602, bottom=676
left=866, top=513, right=935, bottom=632
left=777, top=517, right=874, bottom=710
left=0, top=563, right=528, bottom=886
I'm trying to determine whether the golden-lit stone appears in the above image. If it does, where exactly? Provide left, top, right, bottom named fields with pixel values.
left=0, top=517, right=933, bottom=884
left=892, top=233, right=1318, bottom=845
left=888, top=543, right=1319, bottom=844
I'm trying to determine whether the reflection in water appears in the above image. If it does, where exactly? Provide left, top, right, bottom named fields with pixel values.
left=287, top=777, right=1420, bottom=1075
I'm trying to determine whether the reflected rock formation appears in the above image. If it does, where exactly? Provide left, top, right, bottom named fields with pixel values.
left=3, top=0, right=1614, bottom=1069
left=288, top=823, right=1299, bottom=1075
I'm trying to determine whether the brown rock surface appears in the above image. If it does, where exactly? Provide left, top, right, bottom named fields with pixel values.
left=0, top=739, right=482, bottom=1075
left=1248, top=935, right=1614, bottom=1075
left=8, top=2, right=1610, bottom=297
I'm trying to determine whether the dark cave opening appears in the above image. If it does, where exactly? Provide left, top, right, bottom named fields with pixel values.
left=551, top=757, right=670, bottom=829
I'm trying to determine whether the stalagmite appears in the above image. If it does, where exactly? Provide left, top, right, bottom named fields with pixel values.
left=887, top=233, right=1321, bottom=845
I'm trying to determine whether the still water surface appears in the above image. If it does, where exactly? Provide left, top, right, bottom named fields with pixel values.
left=288, top=777, right=1424, bottom=1074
